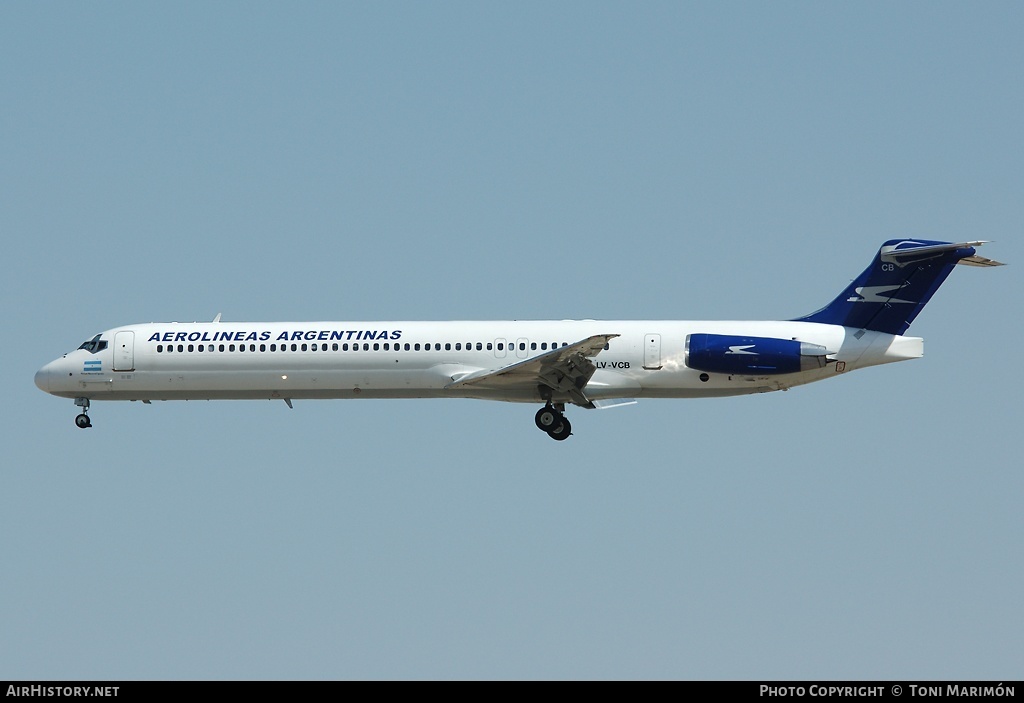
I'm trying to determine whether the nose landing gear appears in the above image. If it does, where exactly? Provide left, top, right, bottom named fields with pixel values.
left=535, top=403, right=572, bottom=441
left=74, top=398, right=92, bottom=429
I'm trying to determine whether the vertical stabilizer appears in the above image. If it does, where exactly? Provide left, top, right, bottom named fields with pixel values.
left=793, top=240, right=1002, bottom=335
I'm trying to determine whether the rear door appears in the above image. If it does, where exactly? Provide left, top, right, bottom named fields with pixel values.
left=643, top=333, right=662, bottom=370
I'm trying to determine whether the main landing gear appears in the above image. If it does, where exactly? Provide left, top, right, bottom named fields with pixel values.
left=74, top=397, right=92, bottom=429
left=535, top=403, right=571, bottom=441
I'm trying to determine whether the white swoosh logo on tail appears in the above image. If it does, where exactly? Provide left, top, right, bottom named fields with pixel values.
left=847, top=285, right=915, bottom=304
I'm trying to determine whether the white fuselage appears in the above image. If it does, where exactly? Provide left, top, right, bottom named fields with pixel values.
left=35, top=320, right=923, bottom=405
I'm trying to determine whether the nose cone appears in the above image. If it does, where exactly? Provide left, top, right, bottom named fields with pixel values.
left=34, top=362, right=53, bottom=393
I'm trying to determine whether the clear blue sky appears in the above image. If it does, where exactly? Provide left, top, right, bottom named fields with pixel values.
left=3, top=1, right=1021, bottom=679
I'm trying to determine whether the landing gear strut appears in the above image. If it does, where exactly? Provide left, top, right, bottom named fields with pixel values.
left=74, top=398, right=92, bottom=429
left=535, top=403, right=571, bottom=441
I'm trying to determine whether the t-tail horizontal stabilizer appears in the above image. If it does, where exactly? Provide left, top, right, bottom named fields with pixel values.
left=794, top=240, right=1003, bottom=335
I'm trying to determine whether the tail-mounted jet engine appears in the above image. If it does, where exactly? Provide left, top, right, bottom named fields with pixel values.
left=685, top=334, right=832, bottom=375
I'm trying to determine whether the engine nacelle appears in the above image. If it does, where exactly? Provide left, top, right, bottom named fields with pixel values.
left=685, top=334, right=831, bottom=375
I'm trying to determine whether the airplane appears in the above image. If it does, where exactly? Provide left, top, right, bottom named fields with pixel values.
left=35, top=239, right=1002, bottom=440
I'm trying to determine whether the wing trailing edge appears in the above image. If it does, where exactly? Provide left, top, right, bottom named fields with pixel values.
left=445, top=334, right=619, bottom=408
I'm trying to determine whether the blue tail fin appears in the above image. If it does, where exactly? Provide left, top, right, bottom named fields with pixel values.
left=794, top=240, right=1002, bottom=335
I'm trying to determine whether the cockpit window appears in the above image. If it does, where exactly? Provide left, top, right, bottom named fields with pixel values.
left=78, top=334, right=108, bottom=354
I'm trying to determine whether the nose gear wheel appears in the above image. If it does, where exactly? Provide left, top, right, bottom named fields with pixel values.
left=74, top=397, right=92, bottom=429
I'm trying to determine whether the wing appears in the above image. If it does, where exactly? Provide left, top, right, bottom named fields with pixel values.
left=445, top=334, right=619, bottom=408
